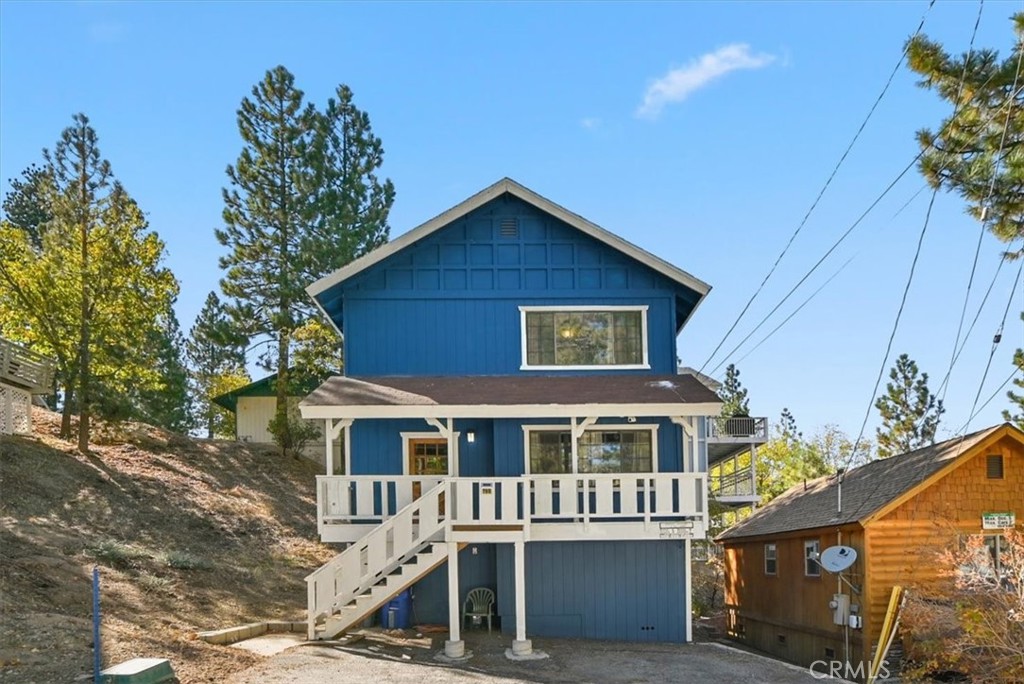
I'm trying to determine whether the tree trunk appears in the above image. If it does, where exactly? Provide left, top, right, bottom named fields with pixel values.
left=277, top=331, right=291, bottom=457
left=77, top=158, right=91, bottom=453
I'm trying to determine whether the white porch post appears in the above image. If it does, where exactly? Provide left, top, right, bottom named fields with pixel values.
left=685, top=538, right=693, bottom=643
left=324, top=420, right=334, bottom=476
left=326, top=419, right=352, bottom=476
left=512, top=539, right=531, bottom=654
left=444, top=541, right=465, bottom=657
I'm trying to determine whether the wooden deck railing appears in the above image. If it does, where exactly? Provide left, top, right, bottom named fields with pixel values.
left=0, top=338, right=55, bottom=393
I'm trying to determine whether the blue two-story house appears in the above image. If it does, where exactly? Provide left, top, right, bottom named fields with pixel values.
left=299, top=178, right=729, bottom=658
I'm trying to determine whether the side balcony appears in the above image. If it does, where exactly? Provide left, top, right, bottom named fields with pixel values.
left=707, top=416, right=767, bottom=507
left=315, top=473, right=709, bottom=544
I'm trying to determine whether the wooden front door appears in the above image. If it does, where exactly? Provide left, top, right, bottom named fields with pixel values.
left=409, top=438, right=449, bottom=499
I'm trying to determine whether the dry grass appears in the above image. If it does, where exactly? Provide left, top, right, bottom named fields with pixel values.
left=0, top=410, right=334, bottom=683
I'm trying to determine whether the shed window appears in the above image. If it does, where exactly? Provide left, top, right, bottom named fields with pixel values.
left=986, top=454, right=1004, bottom=479
left=764, top=543, right=777, bottom=575
left=804, top=540, right=821, bottom=577
left=520, top=306, right=648, bottom=369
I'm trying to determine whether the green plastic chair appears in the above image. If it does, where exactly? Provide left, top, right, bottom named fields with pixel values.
left=462, top=587, right=495, bottom=633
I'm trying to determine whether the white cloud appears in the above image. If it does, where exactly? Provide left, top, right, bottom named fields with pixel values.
left=580, top=117, right=602, bottom=130
left=636, top=44, right=775, bottom=119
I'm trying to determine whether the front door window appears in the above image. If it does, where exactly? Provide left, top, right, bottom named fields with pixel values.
left=409, top=438, right=449, bottom=476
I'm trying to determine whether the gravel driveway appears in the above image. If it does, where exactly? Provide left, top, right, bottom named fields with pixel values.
left=228, top=631, right=825, bottom=683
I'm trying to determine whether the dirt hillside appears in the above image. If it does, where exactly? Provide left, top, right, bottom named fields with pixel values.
left=0, top=410, right=334, bottom=683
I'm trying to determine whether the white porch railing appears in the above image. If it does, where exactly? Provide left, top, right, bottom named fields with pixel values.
left=315, top=473, right=706, bottom=532
left=307, top=480, right=447, bottom=625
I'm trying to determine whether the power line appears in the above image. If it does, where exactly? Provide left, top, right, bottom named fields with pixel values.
left=844, top=189, right=938, bottom=471
left=940, top=7, right=1023, bottom=407
left=962, top=257, right=1023, bottom=434
left=843, top=0, right=989, bottom=475
left=956, top=367, right=1020, bottom=432
left=697, top=0, right=938, bottom=375
left=733, top=255, right=856, bottom=367
left=707, top=155, right=922, bottom=377
left=727, top=184, right=929, bottom=372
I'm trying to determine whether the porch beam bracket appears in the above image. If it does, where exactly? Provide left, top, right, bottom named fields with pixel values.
left=329, top=418, right=353, bottom=440
left=425, top=417, right=453, bottom=439
left=570, top=416, right=598, bottom=440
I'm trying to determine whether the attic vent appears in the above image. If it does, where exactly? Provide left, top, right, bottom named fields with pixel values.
left=987, top=454, right=1004, bottom=479
left=499, top=217, right=519, bottom=238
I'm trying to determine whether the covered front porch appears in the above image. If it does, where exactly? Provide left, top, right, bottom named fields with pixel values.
left=299, top=374, right=721, bottom=657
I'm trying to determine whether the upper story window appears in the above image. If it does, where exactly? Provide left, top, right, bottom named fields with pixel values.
left=519, top=306, right=649, bottom=370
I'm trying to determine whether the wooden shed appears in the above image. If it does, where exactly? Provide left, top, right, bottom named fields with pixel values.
left=717, top=423, right=1024, bottom=676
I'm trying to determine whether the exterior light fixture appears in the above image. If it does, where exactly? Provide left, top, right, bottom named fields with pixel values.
left=467, top=430, right=476, bottom=443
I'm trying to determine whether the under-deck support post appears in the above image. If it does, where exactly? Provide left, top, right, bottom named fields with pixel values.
left=444, top=541, right=464, bottom=658
left=512, top=539, right=531, bottom=654
left=685, top=537, right=693, bottom=643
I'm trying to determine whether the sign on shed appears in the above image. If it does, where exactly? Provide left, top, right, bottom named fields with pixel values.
left=981, top=512, right=1016, bottom=529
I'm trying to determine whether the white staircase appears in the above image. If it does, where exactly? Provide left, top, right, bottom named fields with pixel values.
left=306, top=481, right=449, bottom=640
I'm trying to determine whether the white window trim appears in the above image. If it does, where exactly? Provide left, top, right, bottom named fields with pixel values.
left=764, top=543, right=777, bottom=576
left=521, top=423, right=659, bottom=475
left=804, top=540, right=821, bottom=577
left=400, top=431, right=460, bottom=476
left=518, top=305, right=651, bottom=371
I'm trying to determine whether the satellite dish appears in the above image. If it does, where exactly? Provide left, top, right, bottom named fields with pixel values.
left=819, top=546, right=858, bottom=573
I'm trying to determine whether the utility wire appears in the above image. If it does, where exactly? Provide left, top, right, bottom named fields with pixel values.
left=940, top=7, right=1023, bottom=407
left=843, top=0, right=988, bottom=476
left=844, top=189, right=938, bottom=473
left=957, top=367, right=1021, bottom=432
left=962, top=257, right=1023, bottom=435
left=733, top=255, right=857, bottom=367
left=697, top=0, right=938, bottom=375
left=707, top=156, right=922, bottom=377
left=728, top=184, right=928, bottom=371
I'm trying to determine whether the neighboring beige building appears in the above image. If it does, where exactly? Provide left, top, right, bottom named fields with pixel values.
left=213, top=372, right=340, bottom=466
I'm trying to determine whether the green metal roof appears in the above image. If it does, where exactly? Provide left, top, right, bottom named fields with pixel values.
left=211, top=371, right=328, bottom=413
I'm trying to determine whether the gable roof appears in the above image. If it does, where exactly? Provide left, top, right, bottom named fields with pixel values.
left=717, top=423, right=1021, bottom=541
left=211, top=371, right=327, bottom=413
left=306, top=178, right=711, bottom=301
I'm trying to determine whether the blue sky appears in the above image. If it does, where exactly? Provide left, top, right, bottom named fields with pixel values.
left=1, top=1, right=1021, bottom=444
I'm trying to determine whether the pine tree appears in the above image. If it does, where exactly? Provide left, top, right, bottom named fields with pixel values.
left=306, top=84, right=394, bottom=275
left=186, top=291, right=249, bottom=438
left=718, top=364, right=750, bottom=417
left=874, top=353, right=945, bottom=458
left=217, top=66, right=316, bottom=452
left=2, top=163, right=53, bottom=251
left=134, top=307, right=193, bottom=432
left=217, top=66, right=393, bottom=454
left=907, top=13, right=1024, bottom=249
left=0, top=114, right=178, bottom=451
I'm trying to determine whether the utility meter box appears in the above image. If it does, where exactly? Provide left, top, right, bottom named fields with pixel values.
left=831, top=593, right=850, bottom=626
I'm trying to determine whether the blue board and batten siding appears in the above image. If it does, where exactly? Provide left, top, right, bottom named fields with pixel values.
left=496, top=541, right=688, bottom=642
left=322, top=194, right=701, bottom=376
left=317, top=191, right=706, bottom=643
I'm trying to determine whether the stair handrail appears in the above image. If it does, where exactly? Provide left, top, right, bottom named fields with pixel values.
left=306, top=479, right=448, bottom=622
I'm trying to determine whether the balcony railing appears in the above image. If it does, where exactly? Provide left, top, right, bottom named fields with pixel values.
left=709, top=468, right=756, bottom=499
left=707, top=416, right=768, bottom=442
left=0, top=338, right=55, bottom=393
left=316, top=473, right=707, bottom=534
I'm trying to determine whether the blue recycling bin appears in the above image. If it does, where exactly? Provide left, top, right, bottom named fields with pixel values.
left=379, top=589, right=413, bottom=629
